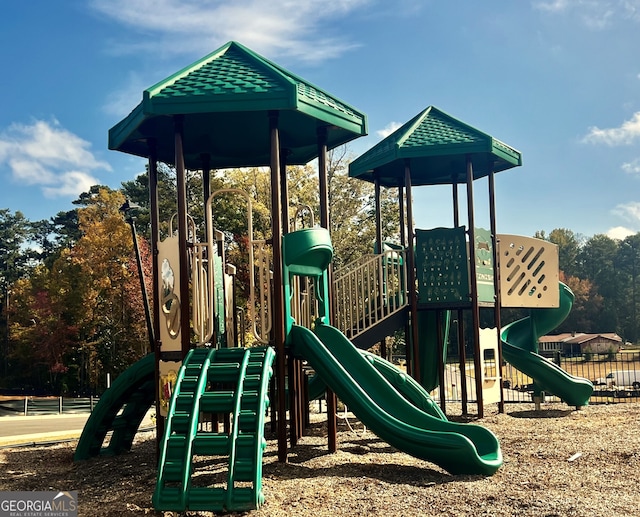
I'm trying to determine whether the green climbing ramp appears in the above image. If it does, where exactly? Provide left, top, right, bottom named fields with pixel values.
left=153, top=346, right=275, bottom=513
left=74, top=354, right=155, bottom=461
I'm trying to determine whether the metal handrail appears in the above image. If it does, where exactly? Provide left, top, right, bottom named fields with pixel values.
left=333, top=248, right=408, bottom=340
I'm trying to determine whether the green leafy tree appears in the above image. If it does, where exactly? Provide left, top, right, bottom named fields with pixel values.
left=615, top=234, right=640, bottom=343
left=577, top=234, right=620, bottom=332
left=328, top=146, right=399, bottom=268
left=0, top=209, right=37, bottom=383
left=546, top=228, right=582, bottom=278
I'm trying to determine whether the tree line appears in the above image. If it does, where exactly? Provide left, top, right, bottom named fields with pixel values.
left=0, top=152, right=397, bottom=395
left=1, top=155, right=638, bottom=395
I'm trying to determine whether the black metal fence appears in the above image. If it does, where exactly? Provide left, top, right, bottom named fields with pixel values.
left=439, top=350, right=640, bottom=405
left=0, top=397, right=98, bottom=416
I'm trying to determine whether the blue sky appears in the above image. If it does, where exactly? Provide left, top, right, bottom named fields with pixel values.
left=1, top=0, right=640, bottom=241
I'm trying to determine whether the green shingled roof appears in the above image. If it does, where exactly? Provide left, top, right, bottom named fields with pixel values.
left=349, top=106, right=521, bottom=187
left=109, top=41, right=367, bottom=168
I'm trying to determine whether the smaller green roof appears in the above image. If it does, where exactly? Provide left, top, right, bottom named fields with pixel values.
left=109, top=41, right=367, bottom=168
left=349, top=106, right=522, bottom=187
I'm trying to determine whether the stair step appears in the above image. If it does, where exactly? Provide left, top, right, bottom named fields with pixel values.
left=192, top=433, right=230, bottom=456
left=199, top=391, right=235, bottom=414
left=153, top=487, right=184, bottom=511
left=161, top=461, right=186, bottom=483
left=233, top=458, right=256, bottom=482
left=208, top=363, right=242, bottom=383
left=187, top=487, right=226, bottom=511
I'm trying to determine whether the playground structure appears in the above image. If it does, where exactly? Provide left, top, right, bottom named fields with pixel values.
left=74, top=41, right=592, bottom=512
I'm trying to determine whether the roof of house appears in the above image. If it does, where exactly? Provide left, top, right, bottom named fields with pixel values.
left=539, top=332, right=622, bottom=344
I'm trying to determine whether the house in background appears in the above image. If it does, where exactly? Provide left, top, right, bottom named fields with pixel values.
left=539, top=332, right=622, bottom=357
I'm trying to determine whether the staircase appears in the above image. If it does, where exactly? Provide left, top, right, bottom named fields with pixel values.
left=333, top=247, right=409, bottom=349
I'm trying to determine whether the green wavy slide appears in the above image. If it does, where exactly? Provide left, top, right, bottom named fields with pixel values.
left=308, top=348, right=446, bottom=421
left=290, top=323, right=502, bottom=476
left=501, top=282, right=593, bottom=407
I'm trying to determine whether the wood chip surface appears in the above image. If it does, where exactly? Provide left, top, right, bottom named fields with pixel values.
left=1, top=402, right=638, bottom=516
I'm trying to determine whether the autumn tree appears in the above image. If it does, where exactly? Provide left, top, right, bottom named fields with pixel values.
left=58, top=186, right=152, bottom=392
left=7, top=267, right=79, bottom=393
left=555, top=272, right=604, bottom=334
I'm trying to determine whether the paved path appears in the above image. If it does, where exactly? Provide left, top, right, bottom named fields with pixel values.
left=0, top=414, right=91, bottom=446
left=0, top=411, right=155, bottom=447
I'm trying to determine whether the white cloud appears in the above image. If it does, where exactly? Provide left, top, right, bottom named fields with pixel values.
left=533, top=0, right=640, bottom=29
left=622, top=158, right=640, bottom=175
left=582, top=112, right=640, bottom=145
left=611, top=202, right=640, bottom=234
left=42, top=171, right=101, bottom=198
left=377, top=122, right=403, bottom=139
left=606, top=225, right=636, bottom=240
left=90, top=0, right=371, bottom=64
left=0, top=120, right=110, bottom=198
left=534, top=0, right=571, bottom=13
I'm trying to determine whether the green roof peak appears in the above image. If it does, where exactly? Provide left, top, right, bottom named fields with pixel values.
left=349, top=106, right=521, bottom=186
left=109, top=41, right=367, bottom=168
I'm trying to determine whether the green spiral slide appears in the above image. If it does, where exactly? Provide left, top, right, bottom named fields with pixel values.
left=290, top=322, right=502, bottom=476
left=501, top=282, right=593, bottom=407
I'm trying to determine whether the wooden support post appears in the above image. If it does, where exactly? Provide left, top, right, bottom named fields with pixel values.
left=405, top=163, right=421, bottom=383
left=317, top=126, right=337, bottom=453
left=488, top=170, right=505, bottom=414
left=465, top=156, right=484, bottom=417
left=269, top=111, right=288, bottom=463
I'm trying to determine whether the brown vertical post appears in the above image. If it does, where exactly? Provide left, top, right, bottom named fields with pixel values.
left=280, top=151, right=290, bottom=234
left=148, top=141, right=164, bottom=459
left=452, top=179, right=468, bottom=415
left=374, top=175, right=383, bottom=252
left=399, top=184, right=406, bottom=247
left=465, top=156, right=484, bottom=417
left=374, top=175, right=387, bottom=360
left=269, top=111, right=288, bottom=463
left=405, top=162, right=420, bottom=382
left=488, top=170, right=505, bottom=413
left=202, top=154, right=211, bottom=209
left=174, top=116, right=192, bottom=358
left=317, top=126, right=337, bottom=453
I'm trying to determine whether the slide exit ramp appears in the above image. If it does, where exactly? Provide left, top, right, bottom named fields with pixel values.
left=291, top=323, right=502, bottom=476
left=153, top=346, right=275, bottom=513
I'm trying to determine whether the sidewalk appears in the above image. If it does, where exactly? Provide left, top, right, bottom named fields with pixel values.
left=0, top=413, right=90, bottom=447
left=0, top=411, right=154, bottom=448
